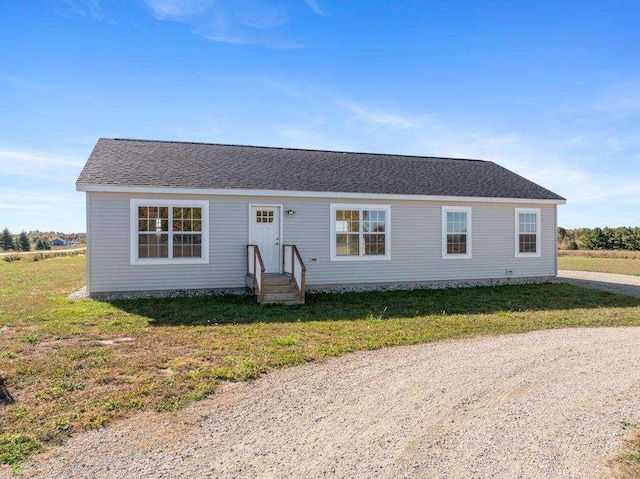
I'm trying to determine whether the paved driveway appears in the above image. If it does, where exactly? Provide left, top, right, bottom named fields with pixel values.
left=9, top=327, right=640, bottom=479
left=558, top=270, right=640, bottom=298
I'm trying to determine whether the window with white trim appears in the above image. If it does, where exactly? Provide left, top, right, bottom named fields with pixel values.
left=442, top=206, right=472, bottom=259
left=515, top=208, right=541, bottom=257
left=330, top=204, right=390, bottom=261
left=130, top=200, right=209, bottom=264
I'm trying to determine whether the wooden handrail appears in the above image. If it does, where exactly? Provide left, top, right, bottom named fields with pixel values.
left=247, top=244, right=266, bottom=274
left=291, top=245, right=306, bottom=272
left=247, top=244, right=266, bottom=303
left=282, top=244, right=306, bottom=303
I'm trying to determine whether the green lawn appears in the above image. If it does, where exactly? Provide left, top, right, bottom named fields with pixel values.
left=559, top=256, right=640, bottom=276
left=2, top=255, right=640, bottom=471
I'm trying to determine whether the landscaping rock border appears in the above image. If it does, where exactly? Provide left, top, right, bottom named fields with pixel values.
left=68, top=286, right=249, bottom=301
left=307, top=276, right=555, bottom=294
left=68, top=277, right=555, bottom=301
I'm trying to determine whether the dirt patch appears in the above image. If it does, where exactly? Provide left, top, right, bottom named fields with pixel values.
left=95, top=337, right=134, bottom=346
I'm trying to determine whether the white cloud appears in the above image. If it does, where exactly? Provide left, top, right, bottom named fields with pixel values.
left=60, top=0, right=308, bottom=48
left=303, top=0, right=324, bottom=16
left=0, top=149, right=83, bottom=181
left=0, top=187, right=84, bottom=231
left=0, top=150, right=81, bottom=167
left=340, top=101, right=414, bottom=129
left=274, top=126, right=354, bottom=152
left=0, top=203, right=47, bottom=211
left=143, top=0, right=302, bottom=48
left=0, top=72, right=96, bottom=103
left=61, top=0, right=105, bottom=19
left=0, top=188, right=71, bottom=203
left=408, top=127, right=640, bottom=209
left=595, top=80, right=640, bottom=115
left=144, top=0, right=211, bottom=18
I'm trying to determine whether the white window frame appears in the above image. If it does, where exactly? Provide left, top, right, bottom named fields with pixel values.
left=330, top=204, right=391, bottom=261
left=130, top=199, right=209, bottom=265
left=442, top=206, right=472, bottom=259
left=515, top=207, right=541, bottom=258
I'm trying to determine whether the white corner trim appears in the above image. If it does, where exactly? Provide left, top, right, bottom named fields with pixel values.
left=515, top=207, right=541, bottom=258
left=85, top=192, right=92, bottom=295
left=442, top=206, right=472, bottom=259
left=554, top=205, right=558, bottom=276
left=330, top=203, right=391, bottom=261
left=129, top=199, right=210, bottom=265
left=77, top=184, right=566, bottom=205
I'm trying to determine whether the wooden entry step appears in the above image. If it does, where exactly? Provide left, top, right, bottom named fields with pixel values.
left=247, top=245, right=306, bottom=305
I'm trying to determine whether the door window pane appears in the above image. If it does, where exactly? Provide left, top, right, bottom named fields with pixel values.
left=256, top=210, right=274, bottom=223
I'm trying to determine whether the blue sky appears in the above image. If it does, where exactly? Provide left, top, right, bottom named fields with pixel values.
left=1, top=0, right=639, bottom=233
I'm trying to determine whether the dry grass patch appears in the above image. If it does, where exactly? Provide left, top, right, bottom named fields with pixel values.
left=610, top=428, right=640, bottom=478
left=559, top=250, right=640, bottom=259
left=558, top=255, right=640, bottom=276
left=2, top=249, right=85, bottom=263
left=2, top=256, right=640, bottom=469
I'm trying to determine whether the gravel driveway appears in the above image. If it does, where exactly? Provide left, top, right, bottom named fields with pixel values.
left=558, top=269, right=640, bottom=298
left=6, top=327, right=640, bottom=479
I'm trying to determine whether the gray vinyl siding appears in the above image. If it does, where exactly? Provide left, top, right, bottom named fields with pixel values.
left=86, top=192, right=557, bottom=293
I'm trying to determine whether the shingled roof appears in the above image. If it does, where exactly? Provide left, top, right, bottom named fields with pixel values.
left=76, top=138, right=565, bottom=201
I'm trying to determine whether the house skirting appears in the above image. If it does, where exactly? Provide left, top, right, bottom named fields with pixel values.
left=305, top=276, right=557, bottom=294
left=71, top=275, right=557, bottom=301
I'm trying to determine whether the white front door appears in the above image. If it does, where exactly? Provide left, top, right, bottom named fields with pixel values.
left=249, top=206, right=281, bottom=273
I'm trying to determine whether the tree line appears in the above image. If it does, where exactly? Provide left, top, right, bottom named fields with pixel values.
left=1, top=229, right=33, bottom=251
left=558, top=226, right=640, bottom=251
left=0, top=228, right=86, bottom=252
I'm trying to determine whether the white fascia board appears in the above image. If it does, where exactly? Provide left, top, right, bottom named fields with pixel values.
left=76, top=183, right=567, bottom=205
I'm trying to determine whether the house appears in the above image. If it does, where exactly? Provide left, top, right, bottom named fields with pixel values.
left=76, top=138, right=565, bottom=303
left=50, top=238, right=67, bottom=247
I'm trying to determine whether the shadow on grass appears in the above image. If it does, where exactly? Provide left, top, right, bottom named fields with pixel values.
left=106, top=283, right=640, bottom=327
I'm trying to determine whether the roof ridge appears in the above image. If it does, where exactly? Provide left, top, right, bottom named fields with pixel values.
left=105, top=137, right=489, bottom=163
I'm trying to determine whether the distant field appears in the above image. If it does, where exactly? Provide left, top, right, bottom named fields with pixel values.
left=1, top=247, right=86, bottom=256
left=559, top=250, right=640, bottom=259
left=50, top=244, right=85, bottom=251
left=558, top=255, right=640, bottom=276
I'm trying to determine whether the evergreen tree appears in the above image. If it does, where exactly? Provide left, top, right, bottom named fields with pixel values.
left=35, top=238, right=50, bottom=251
left=580, top=227, right=608, bottom=250
left=18, top=231, right=31, bottom=252
left=560, top=226, right=640, bottom=251
left=0, top=228, right=14, bottom=251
